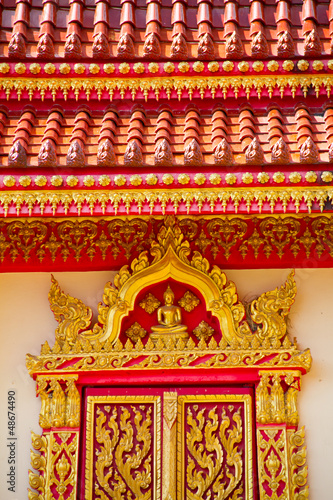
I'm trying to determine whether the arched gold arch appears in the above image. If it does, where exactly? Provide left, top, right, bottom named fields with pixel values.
left=80, top=223, right=251, bottom=345
left=100, top=245, right=241, bottom=344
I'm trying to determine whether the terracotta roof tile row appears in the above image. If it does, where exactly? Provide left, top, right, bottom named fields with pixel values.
left=1, top=0, right=333, bottom=60
left=1, top=102, right=333, bottom=167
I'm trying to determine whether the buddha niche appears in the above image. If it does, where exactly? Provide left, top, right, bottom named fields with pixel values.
left=150, top=286, right=188, bottom=342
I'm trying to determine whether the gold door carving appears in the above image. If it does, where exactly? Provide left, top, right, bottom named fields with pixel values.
left=177, top=394, right=253, bottom=500
left=85, top=395, right=161, bottom=500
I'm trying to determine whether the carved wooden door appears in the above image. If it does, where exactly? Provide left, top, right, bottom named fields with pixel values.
left=82, top=387, right=255, bottom=500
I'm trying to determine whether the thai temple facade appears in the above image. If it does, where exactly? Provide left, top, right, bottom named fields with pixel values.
left=1, top=0, right=333, bottom=497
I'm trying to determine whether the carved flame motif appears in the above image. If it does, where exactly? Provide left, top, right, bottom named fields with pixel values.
left=277, top=31, right=294, bottom=58
left=117, top=33, right=135, bottom=59
left=124, top=139, right=143, bottom=166
left=245, top=137, right=265, bottom=165
left=184, top=139, right=203, bottom=166
left=155, top=138, right=173, bottom=166
left=97, top=138, right=116, bottom=167
left=94, top=404, right=153, bottom=500
left=186, top=404, right=243, bottom=500
left=38, top=139, right=57, bottom=168
left=67, top=140, right=85, bottom=167
left=197, top=33, right=215, bottom=60
left=64, top=33, right=82, bottom=59
left=170, top=33, right=188, bottom=59
left=299, top=136, right=319, bottom=163
left=37, top=33, right=54, bottom=59
left=251, top=31, right=269, bottom=58
left=225, top=31, right=244, bottom=59
left=271, top=137, right=291, bottom=164
left=214, top=138, right=233, bottom=166
left=143, top=32, right=161, bottom=59
left=304, top=28, right=321, bottom=57
left=8, top=140, right=27, bottom=168
left=8, top=32, right=26, bottom=58
left=92, top=32, right=110, bottom=59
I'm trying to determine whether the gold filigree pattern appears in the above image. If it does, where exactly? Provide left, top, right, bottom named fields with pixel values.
left=140, top=293, right=161, bottom=314
left=178, top=291, right=200, bottom=312
left=1, top=74, right=333, bottom=102
left=193, top=321, right=214, bottom=341
left=178, top=395, right=253, bottom=500
left=29, top=431, right=79, bottom=500
left=2, top=216, right=333, bottom=268
left=125, top=322, right=147, bottom=342
left=0, top=187, right=332, bottom=218
left=257, top=428, right=289, bottom=500
left=85, top=396, right=161, bottom=500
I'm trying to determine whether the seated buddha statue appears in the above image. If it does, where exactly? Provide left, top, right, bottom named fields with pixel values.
left=150, top=286, right=188, bottom=340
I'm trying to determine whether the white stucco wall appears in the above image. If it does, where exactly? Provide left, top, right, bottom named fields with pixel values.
left=0, top=269, right=332, bottom=499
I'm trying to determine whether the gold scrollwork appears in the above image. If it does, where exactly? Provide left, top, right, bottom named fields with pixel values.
left=287, top=427, right=309, bottom=499
left=178, top=395, right=253, bottom=500
left=251, top=270, right=297, bottom=342
left=257, top=427, right=289, bottom=500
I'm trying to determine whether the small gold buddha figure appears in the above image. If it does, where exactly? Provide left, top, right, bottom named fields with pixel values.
left=150, top=286, right=188, bottom=342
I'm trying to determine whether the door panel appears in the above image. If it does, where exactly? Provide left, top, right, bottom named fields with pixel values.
left=83, top=388, right=255, bottom=500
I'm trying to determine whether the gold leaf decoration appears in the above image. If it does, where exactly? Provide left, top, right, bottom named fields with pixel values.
left=250, top=270, right=297, bottom=342
left=49, top=275, right=93, bottom=345
left=193, top=321, right=214, bottom=341
left=140, top=293, right=161, bottom=314
left=178, top=291, right=200, bottom=312
left=125, top=322, right=147, bottom=342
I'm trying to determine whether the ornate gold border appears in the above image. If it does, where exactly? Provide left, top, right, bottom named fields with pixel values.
left=1, top=74, right=331, bottom=101
left=85, top=395, right=161, bottom=500
left=0, top=186, right=332, bottom=217
left=177, top=394, right=253, bottom=500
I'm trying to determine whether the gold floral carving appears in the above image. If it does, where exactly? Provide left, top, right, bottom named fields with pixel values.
left=37, top=375, right=80, bottom=429
left=85, top=396, right=161, bottom=500
left=140, top=293, right=161, bottom=314
left=29, top=431, right=79, bottom=500
left=125, top=322, right=147, bottom=342
left=178, top=291, right=200, bottom=312
left=1, top=74, right=332, bottom=102
left=257, top=427, right=289, bottom=499
left=193, top=320, right=214, bottom=341
left=2, top=216, right=333, bottom=267
left=178, top=395, right=253, bottom=500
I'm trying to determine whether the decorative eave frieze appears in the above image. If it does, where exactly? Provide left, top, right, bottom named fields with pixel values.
left=1, top=215, right=333, bottom=272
